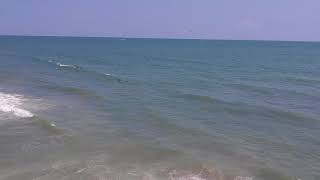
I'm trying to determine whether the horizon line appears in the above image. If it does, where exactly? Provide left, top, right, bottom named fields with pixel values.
left=0, top=34, right=319, bottom=43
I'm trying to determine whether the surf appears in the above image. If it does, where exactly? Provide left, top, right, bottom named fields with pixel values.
left=0, top=92, right=34, bottom=118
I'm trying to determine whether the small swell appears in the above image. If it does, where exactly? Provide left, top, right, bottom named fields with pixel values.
left=230, top=81, right=320, bottom=99
left=177, top=92, right=319, bottom=128
left=229, top=83, right=274, bottom=95
left=148, top=55, right=210, bottom=66
left=286, top=76, right=320, bottom=84
left=177, top=93, right=227, bottom=105
left=255, top=167, right=296, bottom=180
left=40, top=82, right=105, bottom=100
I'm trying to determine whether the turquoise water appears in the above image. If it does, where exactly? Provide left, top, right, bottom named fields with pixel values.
left=0, top=36, right=319, bottom=180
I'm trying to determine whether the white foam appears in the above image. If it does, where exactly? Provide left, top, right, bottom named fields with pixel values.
left=0, top=92, right=34, bottom=118
left=50, top=123, right=56, bottom=127
left=56, top=62, right=76, bottom=68
left=234, top=176, right=254, bottom=180
left=48, top=60, right=78, bottom=69
left=171, top=175, right=206, bottom=180
left=171, top=175, right=254, bottom=180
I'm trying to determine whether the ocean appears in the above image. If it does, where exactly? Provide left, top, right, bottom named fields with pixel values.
left=0, top=36, right=319, bottom=180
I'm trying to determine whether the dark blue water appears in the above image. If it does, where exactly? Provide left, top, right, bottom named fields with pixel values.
left=0, top=36, right=319, bottom=180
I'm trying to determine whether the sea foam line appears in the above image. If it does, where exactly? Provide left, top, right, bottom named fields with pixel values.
left=0, top=92, right=34, bottom=118
left=48, top=60, right=80, bottom=69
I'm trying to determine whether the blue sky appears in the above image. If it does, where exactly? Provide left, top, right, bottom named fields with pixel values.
left=1, top=0, right=319, bottom=41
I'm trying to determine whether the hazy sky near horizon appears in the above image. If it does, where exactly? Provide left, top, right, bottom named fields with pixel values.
left=1, top=0, right=319, bottom=41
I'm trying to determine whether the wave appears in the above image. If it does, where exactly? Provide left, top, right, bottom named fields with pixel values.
left=147, top=55, right=210, bottom=66
left=285, top=76, right=320, bottom=84
left=20, top=158, right=254, bottom=180
left=176, top=93, right=228, bottom=105
left=177, top=92, right=319, bottom=128
left=0, top=92, right=62, bottom=134
left=229, top=81, right=320, bottom=99
left=40, top=83, right=105, bottom=100
left=48, top=60, right=81, bottom=70
left=255, top=167, right=294, bottom=180
left=103, top=73, right=127, bottom=83
left=0, top=92, right=34, bottom=118
left=44, top=58, right=126, bottom=83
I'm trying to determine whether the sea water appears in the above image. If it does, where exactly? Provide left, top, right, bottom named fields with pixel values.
left=0, top=36, right=319, bottom=180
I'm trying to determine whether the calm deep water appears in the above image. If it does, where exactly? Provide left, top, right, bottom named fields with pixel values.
left=0, top=36, right=319, bottom=180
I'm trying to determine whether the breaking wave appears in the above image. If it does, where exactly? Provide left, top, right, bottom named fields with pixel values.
left=0, top=92, right=34, bottom=118
left=48, top=60, right=82, bottom=70
left=45, top=58, right=126, bottom=83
